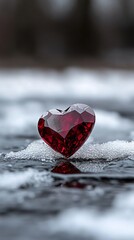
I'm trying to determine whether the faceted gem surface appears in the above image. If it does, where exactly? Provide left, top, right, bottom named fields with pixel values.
left=38, top=103, right=95, bottom=158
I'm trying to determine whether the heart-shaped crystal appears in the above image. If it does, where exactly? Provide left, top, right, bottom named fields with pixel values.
left=38, top=103, right=95, bottom=158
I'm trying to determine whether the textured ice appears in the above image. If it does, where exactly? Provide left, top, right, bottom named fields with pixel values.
left=44, top=191, right=134, bottom=240
left=6, top=139, right=134, bottom=161
left=0, top=169, right=52, bottom=190
left=0, top=68, right=134, bottom=102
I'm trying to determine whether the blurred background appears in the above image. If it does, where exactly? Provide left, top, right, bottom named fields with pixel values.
left=0, top=0, right=134, bottom=68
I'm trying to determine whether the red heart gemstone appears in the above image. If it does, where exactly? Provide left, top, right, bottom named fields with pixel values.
left=38, top=103, right=95, bottom=158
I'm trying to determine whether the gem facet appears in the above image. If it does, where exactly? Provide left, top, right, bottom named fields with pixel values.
left=38, top=103, right=95, bottom=158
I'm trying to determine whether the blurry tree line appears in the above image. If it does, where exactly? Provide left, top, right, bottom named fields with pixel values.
left=0, top=0, right=134, bottom=59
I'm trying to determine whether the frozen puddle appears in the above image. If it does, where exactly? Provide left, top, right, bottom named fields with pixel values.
left=6, top=139, right=134, bottom=161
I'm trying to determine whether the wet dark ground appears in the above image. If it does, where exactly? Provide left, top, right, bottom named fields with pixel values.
left=0, top=76, right=134, bottom=240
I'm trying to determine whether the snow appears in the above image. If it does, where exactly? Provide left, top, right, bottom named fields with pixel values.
left=0, top=169, right=52, bottom=190
left=6, top=139, right=134, bottom=161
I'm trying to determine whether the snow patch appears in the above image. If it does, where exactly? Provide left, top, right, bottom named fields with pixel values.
left=6, top=140, right=134, bottom=161
left=0, top=169, right=52, bottom=190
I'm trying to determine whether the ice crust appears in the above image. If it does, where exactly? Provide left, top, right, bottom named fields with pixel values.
left=6, top=139, right=134, bottom=161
